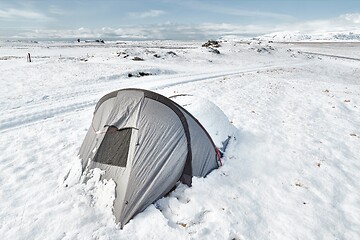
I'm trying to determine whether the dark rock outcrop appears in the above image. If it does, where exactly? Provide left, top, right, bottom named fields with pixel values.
left=202, top=40, right=221, bottom=48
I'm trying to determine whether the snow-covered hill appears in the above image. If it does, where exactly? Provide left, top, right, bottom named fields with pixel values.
left=258, top=31, right=360, bottom=42
left=0, top=40, right=359, bottom=239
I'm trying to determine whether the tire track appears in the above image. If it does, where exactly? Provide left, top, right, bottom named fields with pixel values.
left=0, top=62, right=307, bottom=133
left=301, top=51, right=360, bottom=61
left=0, top=100, right=96, bottom=132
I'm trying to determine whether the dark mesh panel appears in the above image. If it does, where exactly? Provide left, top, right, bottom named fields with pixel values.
left=93, top=126, right=132, bottom=167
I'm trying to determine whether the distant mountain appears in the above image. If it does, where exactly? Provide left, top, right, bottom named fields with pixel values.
left=256, top=31, right=360, bottom=42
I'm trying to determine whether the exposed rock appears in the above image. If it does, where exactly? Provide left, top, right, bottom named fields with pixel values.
left=116, top=51, right=127, bottom=57
left=132, top=57, right=144, bottom=61
left=0, top=56, right=22, bottom=60
left=166, top=51, right=177, bottom=56
left=257, top=48, right=270, bottom=53
left=139, top=72, right=151, bottom=77
left=208, top=47, right=220, bottom=54
left=202, top=40, right=221, bottom=48
left=254, top=45, right=275, bottom=53
left=85, top=39, right=105, bottom=44
left=128, top=72, right=153, bottom=78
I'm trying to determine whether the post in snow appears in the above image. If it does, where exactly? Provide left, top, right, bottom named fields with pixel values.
left=27, top=53, right=32, bottom=62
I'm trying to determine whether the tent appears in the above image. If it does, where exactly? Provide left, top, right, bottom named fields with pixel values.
left=78, top=88, right=222, bottom=228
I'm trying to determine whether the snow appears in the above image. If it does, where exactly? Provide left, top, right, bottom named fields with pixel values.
left=1, top=39, right=360, bottom=239
left=167, top=94, right=237, bottom=148
left=257, top=31, right=360, bottom=42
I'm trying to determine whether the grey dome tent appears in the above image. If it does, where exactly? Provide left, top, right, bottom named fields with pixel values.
left=78, top=88, right=221, bottom=228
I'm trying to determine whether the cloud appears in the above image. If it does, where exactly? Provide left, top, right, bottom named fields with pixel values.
left=204, top=6, right=293, bottom=21
left=129, top=9, right=166, bottom=19
left=339, top=13, right=360, bottom=24
left=6, top=22, right=270, bottom=40
left=276, top=13, right=360, bottom=34
left=0, top=7, right=52, bottom=21
left=174, top=1, right=293, bottom=21
left=3, top=13, right=360, bottom=40
left=48, top=5, right=68, bottom=15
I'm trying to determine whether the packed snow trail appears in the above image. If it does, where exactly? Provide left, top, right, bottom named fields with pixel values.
left=0, top=62, right=306, bottom=133
left=300, top=51, right=360, bottom=61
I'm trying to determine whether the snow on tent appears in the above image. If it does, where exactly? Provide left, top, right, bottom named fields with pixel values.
left=68, top=88, right=233, bottom=228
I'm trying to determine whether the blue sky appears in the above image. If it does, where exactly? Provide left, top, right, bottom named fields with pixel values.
left=0, top=0, right=359, bottom=39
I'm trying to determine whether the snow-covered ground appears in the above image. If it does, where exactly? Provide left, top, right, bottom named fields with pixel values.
left=0, top=39, right=359, bottom=240
left=257, top=31, right=360, bottom=42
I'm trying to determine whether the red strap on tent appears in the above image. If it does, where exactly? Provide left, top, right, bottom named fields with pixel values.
left=215, top=148, right=222, bottom=166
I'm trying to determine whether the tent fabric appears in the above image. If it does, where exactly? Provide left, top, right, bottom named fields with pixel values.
left=78, top=88, right=220, bottom=228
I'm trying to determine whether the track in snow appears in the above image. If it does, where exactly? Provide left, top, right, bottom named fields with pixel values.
left=300, top=51, right=360, bottom=61
left=0, top=63, right=307, bottom=133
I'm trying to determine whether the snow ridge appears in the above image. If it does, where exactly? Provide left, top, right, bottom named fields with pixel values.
left=258, top=31, right=360, bottom=42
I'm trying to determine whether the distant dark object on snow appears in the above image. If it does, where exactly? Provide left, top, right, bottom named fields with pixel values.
left=116, top=51, right=129, bottom=58
left=0, top=56, right=22, bottom=60
left=128, top=72, right=153, bottom=78
left=77, top=38, right=81, bottom=43
left=132, top=56, right=144, bottom=61
left=252, top=45, right=275, bottom=54
left=257, top=48, right=270, bottom=53
left=202, top=40, right=221, bottom=48
left=208, top=47, right=220, bottom=54
left=85, top=39, right=105, bottom=44
left=166, top=51, right=177, bottom=56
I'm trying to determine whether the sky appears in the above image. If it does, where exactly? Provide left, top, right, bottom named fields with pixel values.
left=0, top=0, right=359, bottom=40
